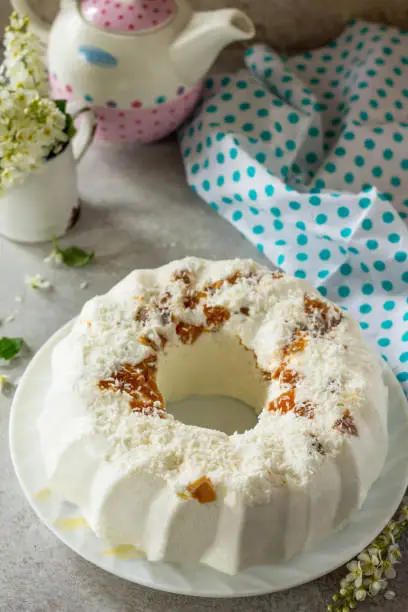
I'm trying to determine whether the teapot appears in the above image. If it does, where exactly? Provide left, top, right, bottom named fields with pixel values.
left=12, top=0, right=254, bottom=143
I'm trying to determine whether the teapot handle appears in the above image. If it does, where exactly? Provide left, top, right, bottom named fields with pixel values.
left=10, top=0, right=51, bottom=43
left=69, top=105, right=97, bottom=164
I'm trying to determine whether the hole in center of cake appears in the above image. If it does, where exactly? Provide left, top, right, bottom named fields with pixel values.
left=157, top=331, right=268, bottom=434
left=167, top=395, right=258, bottom=435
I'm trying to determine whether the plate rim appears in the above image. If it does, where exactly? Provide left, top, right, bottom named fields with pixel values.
left=9, top=320, right=408, bottom=598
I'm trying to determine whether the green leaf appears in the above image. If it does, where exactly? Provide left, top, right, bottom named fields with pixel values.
left=0, top=337, right=24, bottom=361
left=65, top=113, right=76, bottom=140
left=60, top=246, right=94, bottom=267
left=54, top=99, right=67, bottom=114
left=53, top=100, right=76, bottom=139
left=52, top=237, right=94, bottom=268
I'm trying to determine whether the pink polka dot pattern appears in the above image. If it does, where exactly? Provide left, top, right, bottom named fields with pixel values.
left=80, top=0, right=176, bottom=33
left=50, top=76, right=203, bottom=143
left=95, top=84, right=202, bottom=142
left=50, top=75, right=66, bottom=99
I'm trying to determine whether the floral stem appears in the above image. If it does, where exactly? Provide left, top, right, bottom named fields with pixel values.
left=328, top=504, right=408, bottom=610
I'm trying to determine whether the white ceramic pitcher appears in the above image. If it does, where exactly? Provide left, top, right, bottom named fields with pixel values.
left=0, top=108, right=95, bottom=244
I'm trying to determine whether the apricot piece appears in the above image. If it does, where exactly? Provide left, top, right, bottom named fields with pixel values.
left=333, top=409, right=358, bottom=436
left=175, top=321, right=203, bottom=344
left=203, top=305, right=230, bottom=328
left=98, top=359, right=166, bottom=418
left=186, top=476, right=217, bottom=503
left=268, top=388, right=296, bottom=414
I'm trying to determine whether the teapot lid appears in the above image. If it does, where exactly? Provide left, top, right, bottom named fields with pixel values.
left=80, top=0, right=176, bottom=33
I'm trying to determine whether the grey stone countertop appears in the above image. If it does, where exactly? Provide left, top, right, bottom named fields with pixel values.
left=0, top=140, right=407, bottom=612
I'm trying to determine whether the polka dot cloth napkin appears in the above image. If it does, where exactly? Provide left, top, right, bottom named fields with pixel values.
left=178, top=20, right=408, bottom=392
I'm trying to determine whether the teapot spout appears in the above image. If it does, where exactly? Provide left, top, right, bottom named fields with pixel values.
left=171, top=9, right=254, bottom=85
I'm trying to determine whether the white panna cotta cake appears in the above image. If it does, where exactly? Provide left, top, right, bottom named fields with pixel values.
left=39, top=258, right=388, bottom=574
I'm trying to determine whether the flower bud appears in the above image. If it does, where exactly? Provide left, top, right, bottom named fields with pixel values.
left=369, top=580, right=385, bottom=596
left=355, top=589, right=367, bottom=601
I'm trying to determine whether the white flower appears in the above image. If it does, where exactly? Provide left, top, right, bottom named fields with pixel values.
left=357, top=551, right=376, bottom=576
left=0, top=90, right=68, bottom=194
left=399, top=505, right=408, bottom=520
left=367, top=547, right=381, bottom=566
left=44, top=250, right=63, bottom=266
left=388, top=544, right=401, bottom=563
left=355, top=588, right=367, bottom=601
left=340, top=577, right=352, bottom=589
left=369, top=580, right=387, bottom=596
left=357, top=552, right=370, bottom=563
left=25, top=274, right=52, bottom=290
left=330, top=503, right=408, bottom=609
left=0, top=374, right=8, bottom=392
left=384, top=566, right=397, bottom=579
left=373, top=566, right=384, bottom=580
left=0, top=14, right=70, bottom=195
left=346, top=560, right=363, bottom=588
left=1, top=13, right=48, bottom=95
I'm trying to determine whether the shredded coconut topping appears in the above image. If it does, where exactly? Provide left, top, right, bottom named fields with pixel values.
left=45, top=257, right=387, bottom=505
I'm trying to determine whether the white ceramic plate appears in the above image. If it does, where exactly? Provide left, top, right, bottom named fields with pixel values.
left=9, top=322, right=408, bottom=598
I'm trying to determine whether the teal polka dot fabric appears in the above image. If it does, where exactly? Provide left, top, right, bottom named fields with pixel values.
left=179, top=20, right=408, bottom=393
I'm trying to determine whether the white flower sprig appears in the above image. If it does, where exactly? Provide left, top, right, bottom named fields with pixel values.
left=0, top=13, right=75, bottom=195
left=0, top=89, right=68, bottom=193
left=329, top=503, right=408, bottom=610
left=0, top=12, right=48, bottom=95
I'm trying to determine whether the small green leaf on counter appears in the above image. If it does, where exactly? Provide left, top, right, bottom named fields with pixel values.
left=52, top=237, right=94, bottom=268
left=0, top=337, right=24, bottom=361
